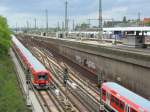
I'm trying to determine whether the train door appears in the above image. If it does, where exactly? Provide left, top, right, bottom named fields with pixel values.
left=125, top=105, right=130, bottom=112
left=106, top=92, right=110, bottom=105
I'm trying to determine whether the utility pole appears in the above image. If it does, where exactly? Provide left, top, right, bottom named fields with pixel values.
left=112, top=18, right=114, bottom=27
left=72, top=20, right=75, bottom=31
left=15, top=22, right=18, bottom=33
left=138, top=12, right=141, bottom=26
left=26, top=21, right=29, bottom=33
left=57, top=21, right=60, bottom=31
left=65, top=0, right=68, bottom=36
left=34, top=18, right=37, bottom=30
left=45, top=9, right=49, bottom=35
left=98, top=0, right=103, bottom=40
left=88, top=19, right=91, bottom=28
left=62, top=21, right=65, bottom=31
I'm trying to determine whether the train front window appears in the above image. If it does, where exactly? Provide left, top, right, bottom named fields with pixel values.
left=102, top=89, right=106, bottom=96
left=38, top=74, right=48, bottom=80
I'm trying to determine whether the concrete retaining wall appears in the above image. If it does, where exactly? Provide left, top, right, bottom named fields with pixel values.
left=20, top=34, right=150, bottom=99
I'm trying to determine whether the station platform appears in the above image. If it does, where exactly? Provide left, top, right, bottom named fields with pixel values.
left=57, top=37, right=150, bottom=56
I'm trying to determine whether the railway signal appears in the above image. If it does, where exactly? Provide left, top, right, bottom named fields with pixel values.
left=98, top=71, right=105, bottom=112
left=63, top=68, right=69, bottom=87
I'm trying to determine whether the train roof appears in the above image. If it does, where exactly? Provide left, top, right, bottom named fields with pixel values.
left=103, top=82, right=150, bottom=111
left=12, top=35, right=47, bottom=72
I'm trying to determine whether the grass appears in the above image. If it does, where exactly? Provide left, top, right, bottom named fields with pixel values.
left=0, top=54, right=30, bottom=112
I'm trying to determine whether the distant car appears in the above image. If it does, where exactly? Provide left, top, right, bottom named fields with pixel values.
left=12, top=36, right=52, bottom=89
left=101, top=82, right=150, bottom=112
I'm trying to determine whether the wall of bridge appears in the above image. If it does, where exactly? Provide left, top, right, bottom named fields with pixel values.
left=19, top=34, right=150, bottom=99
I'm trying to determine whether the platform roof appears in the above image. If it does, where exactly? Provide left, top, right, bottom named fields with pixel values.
left=104, top=27, right=150, bottom=32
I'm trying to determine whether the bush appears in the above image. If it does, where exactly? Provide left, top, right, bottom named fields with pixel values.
left=0, top=38, right=10, bottom=56
left=0, top=16, right=11, bottom=56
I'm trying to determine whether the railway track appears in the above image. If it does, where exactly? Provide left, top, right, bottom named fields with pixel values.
left=31, top=53, right=80, bottom=111
left=39, top=91, right=61, bottom=112
left=41, top=49, right=109, bottom=112
left=34, top=47, right=99, bottom=103
left=18, top=37, right=110, bottom=112
left=31, top=47, right=91, bottom=112
left=28, top=46, right=109, bottom=112
left=13, top=41, right=79, bottom=112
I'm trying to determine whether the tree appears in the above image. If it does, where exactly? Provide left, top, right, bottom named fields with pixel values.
left=123, top=16, right=127, bottom=23
left=0, top=16, right=11, bottom=55
left=75, top=22, right=89, bottom=31
left=145, top=22, right=150, bottom=26
left=80, top=22, right=89, bottom=29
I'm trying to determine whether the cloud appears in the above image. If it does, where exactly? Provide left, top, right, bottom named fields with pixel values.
left=104, top=6, right=128, bottom=20
left=0, top=6, right=9, bottom=15
left=0, top=0, right=150, bottom=28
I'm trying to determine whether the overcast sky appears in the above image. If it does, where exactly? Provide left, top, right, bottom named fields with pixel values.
left=0, top=0, right=150, bottom=28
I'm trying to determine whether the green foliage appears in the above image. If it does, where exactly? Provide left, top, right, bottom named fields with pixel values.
left=123, top=16, right=127, bottom=23
left=75, top=22, right=89, bottom=31
left=0, top=56, right=30, bottom=112
left=145, top=22, right=150, bottom=26
left=0, top=16, right=11, bottom=56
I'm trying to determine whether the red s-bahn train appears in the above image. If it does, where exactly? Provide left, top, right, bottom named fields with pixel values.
left=12, top=36, right=52, bottom=89
left=101, top=82, right=150, bottom=112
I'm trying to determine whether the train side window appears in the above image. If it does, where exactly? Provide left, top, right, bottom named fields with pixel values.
left=125, top=105, right=130, bottom=112
left=131, top=108, right=137, bottom=112
left=111, top=95, right=115, bottom=103
left=102, top=89, right=106, bottom=96
left=115, top=98, right=119, bottom=106
left=120, top=101, right=125, bottom=110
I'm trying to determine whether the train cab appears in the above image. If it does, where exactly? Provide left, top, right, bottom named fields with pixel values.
left=32, top=70, right=51, bottom=89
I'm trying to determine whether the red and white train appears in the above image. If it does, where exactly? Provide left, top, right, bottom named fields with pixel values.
left=12, top=36, right=52, bottom=89
left=101, top=82, right=150, bottom=112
